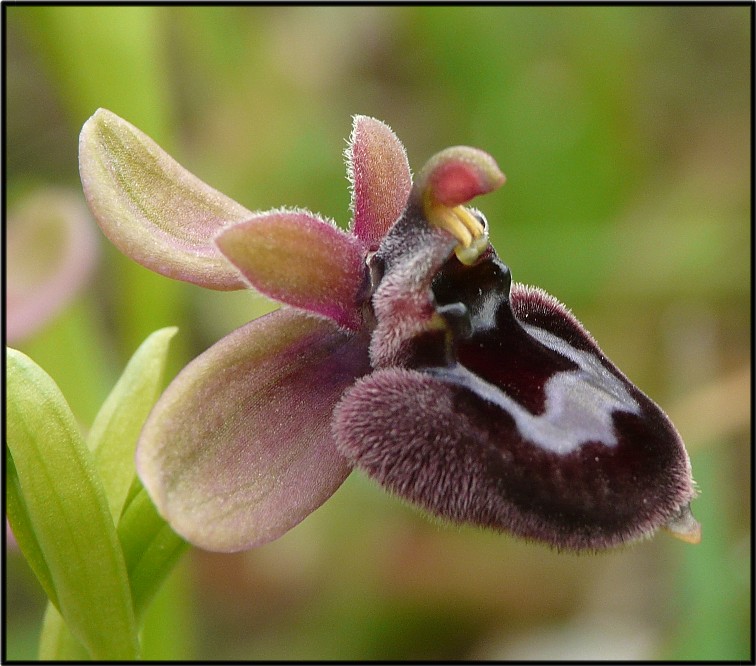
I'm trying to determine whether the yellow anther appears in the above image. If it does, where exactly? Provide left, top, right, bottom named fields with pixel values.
left=452, top=205, right=486, bottom=242
left=431, top=206, right=474, bottom=247
left=424, top=196, right=488, bottom=265
left=455, top=228, right=489, bottom=265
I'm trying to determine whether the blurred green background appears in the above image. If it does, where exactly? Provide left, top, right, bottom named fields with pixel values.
left=5, top=5, right=751, bottom=660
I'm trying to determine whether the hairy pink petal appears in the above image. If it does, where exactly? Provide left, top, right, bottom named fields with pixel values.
left=346, top=115, right=412, bottom=251
left=137, top=309, right=370, bottom=552
left=7, top=189, right=98, bottom=343
left=215, top=211, right=368, bottom=331
left=79, top=108, right=251, bottom=290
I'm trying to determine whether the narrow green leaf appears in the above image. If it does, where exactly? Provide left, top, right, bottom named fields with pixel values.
left=118, top=479, right=189, bottom=621
left=87, top=326, right=177, bottom=520
left=139, top=557, right=195, bottom=660
left=15, top=5, right=173, bottom=138
left=38, top=604, right=89, bottom=661
left=5, top=449, right=59, bottom=608
left=6, top=348, right=139, bottom=660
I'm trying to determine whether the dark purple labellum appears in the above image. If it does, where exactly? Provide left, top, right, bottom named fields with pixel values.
left=333, top=206, right=698, bottom=550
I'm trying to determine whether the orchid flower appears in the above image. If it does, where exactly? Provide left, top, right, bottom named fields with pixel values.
left=7, top=189, right=98, bottom=343
left=79, top=109, right=699, bottom=553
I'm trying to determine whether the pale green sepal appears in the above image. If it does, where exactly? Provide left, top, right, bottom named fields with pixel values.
left=136, top=309, right=370, bottom=552
left=87, top=326, right=178, bottom=520
left=6, top=348, right=139, bottom=660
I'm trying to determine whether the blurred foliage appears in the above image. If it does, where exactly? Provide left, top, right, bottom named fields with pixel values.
left=5, top=5, right=751, bottom=661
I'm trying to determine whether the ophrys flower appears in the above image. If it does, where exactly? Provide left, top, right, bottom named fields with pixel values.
left=79, top=109, right=699, bottom=552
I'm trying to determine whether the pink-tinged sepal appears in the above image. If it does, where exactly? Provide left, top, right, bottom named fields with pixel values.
left=137, top=309, right=371, bottom=552
left=215, top=210, right=369, bottom=331
left=346, top=115, right=412, bottom=252
left=79, top=109, right=252, bottom=290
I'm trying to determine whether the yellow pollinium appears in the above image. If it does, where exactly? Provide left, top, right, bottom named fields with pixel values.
left=424, top=199, right=489, bottom=266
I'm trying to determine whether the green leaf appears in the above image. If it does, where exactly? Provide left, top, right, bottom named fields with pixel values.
left=6, top=348, right=139, bottom=660
left=118, top=479, right=189, bottom=621
left=6, top=449, right=58, bottom=608
left=139, top=556, right=194, bottom=660
left=87, top=326, right=177, bottom=520
left=38, top=604, right=90, bottom=661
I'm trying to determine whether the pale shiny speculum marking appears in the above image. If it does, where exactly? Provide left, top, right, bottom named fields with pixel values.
left=427, top=324, right=640, bottom=455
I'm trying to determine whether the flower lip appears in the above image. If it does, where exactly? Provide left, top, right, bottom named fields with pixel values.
left=431, top=252, right=581, bottom=416
left=338, top=215, right=698, bottom=549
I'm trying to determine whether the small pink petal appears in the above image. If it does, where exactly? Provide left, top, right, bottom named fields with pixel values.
left=347, top=115, right=412, bottom=251
left=414, top=146, right=505, bottom=207
left=215, top=210, right=368, bottom=331
left=136, top=308, right=371, bottom=552
left=79, top=108, right=251, bottom=290
left=7, top=189, right=99, bottom=343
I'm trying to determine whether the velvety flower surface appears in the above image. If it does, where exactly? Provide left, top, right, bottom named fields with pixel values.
left=80, top=109, right=699, bottom=552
